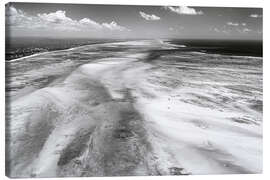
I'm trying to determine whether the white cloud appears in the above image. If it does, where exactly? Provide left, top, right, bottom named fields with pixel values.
left=102, top=21, right=130, bottom=31
left=6, top=6, right=30, bottom=27
left=243, top=28, right=251, bottom=33
left=37, top=10, right=81, bottom=31
left=139, top=11, right=160, bottom=21
left=227, top=22, right=239, bottom=26
left=164, top=6, right=203, bottom=15
left=242, top=23, right=246, bottom=26
left=211, top=25, right=254, bottom=35
left=250, top=14, right=262, bottom=18
left=210, top=27, right=230, bottom=34
left=79, top=18, right=102, bottom=29
left=213, top=28, right=220, bottom=32
left=38, top=10, right=73, bottom=24
left=236, top=28, right=252, bottom=33
left=178, top=26, right=184, bottom=30
left=6, top=6, right=130, bottom=33
left=6, top=5, right=21, bottom=17
left=169, top=26, right=184, bottom=32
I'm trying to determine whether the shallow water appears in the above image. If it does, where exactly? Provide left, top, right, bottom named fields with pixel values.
left=6, top=39, right=262, bottom=177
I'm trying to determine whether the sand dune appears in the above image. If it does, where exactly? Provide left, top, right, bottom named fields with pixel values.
left=6, top=40, right=262, bottom=177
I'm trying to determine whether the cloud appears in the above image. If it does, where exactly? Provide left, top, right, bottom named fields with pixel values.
left=79, top=18, right=102, bottom=29
left=102, top=21, right=130, bottom=31
left=213, top=28, right=220, bottom=32
left=6, top=6, right=130, bottom=33
left=227, top=22, right=239, bottom=26
left=236, top=28, right=252, bottom=33
left=164, top=6, right=203, bottom=15
left=242, top=23, right=246, bottom=26
left=210, top=26, right=230, bottom=34
left=38, top=10, right=73, bottom=24
left=212, top=25, right=253, bottom=35
left=37, top=10, right=81, bottom=31
left=242, top=28, right=251, bottom=33
left=169, top=26, right=184, bottom=32
left=250, top=14, right=262, bottom=18
left=6, top=6, right=31, bottom=27
left=139, top=11, right=160, bottom=21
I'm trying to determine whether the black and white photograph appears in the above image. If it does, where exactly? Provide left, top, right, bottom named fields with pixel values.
left=5, top=1, right=263, bottom=178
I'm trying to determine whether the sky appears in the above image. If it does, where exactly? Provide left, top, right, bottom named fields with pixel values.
left=6, top=2, right=263, bottom=40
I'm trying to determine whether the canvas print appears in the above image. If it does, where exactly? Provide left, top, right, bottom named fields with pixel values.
left=5, top=2, right=263, bottom=178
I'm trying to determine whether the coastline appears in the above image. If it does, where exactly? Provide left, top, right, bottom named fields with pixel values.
left=5, top=40, right=152, bottom=62
left=6, top=39, right=263, bottom=63
left=6, top=44, right=97, bottom=63
left=6, top=39, right=128, bottom=62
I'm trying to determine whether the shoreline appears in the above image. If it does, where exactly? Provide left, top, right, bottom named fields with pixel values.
left=6, top=44, right=97, bottom=63
left=6, top=40, right=262, bottom=62
left=5, top=40, right=156, bottom=62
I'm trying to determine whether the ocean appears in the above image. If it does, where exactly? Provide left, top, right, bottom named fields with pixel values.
left=6, top=38, right=262, bottom=177
left=6, top=38, right=262, bottom=61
